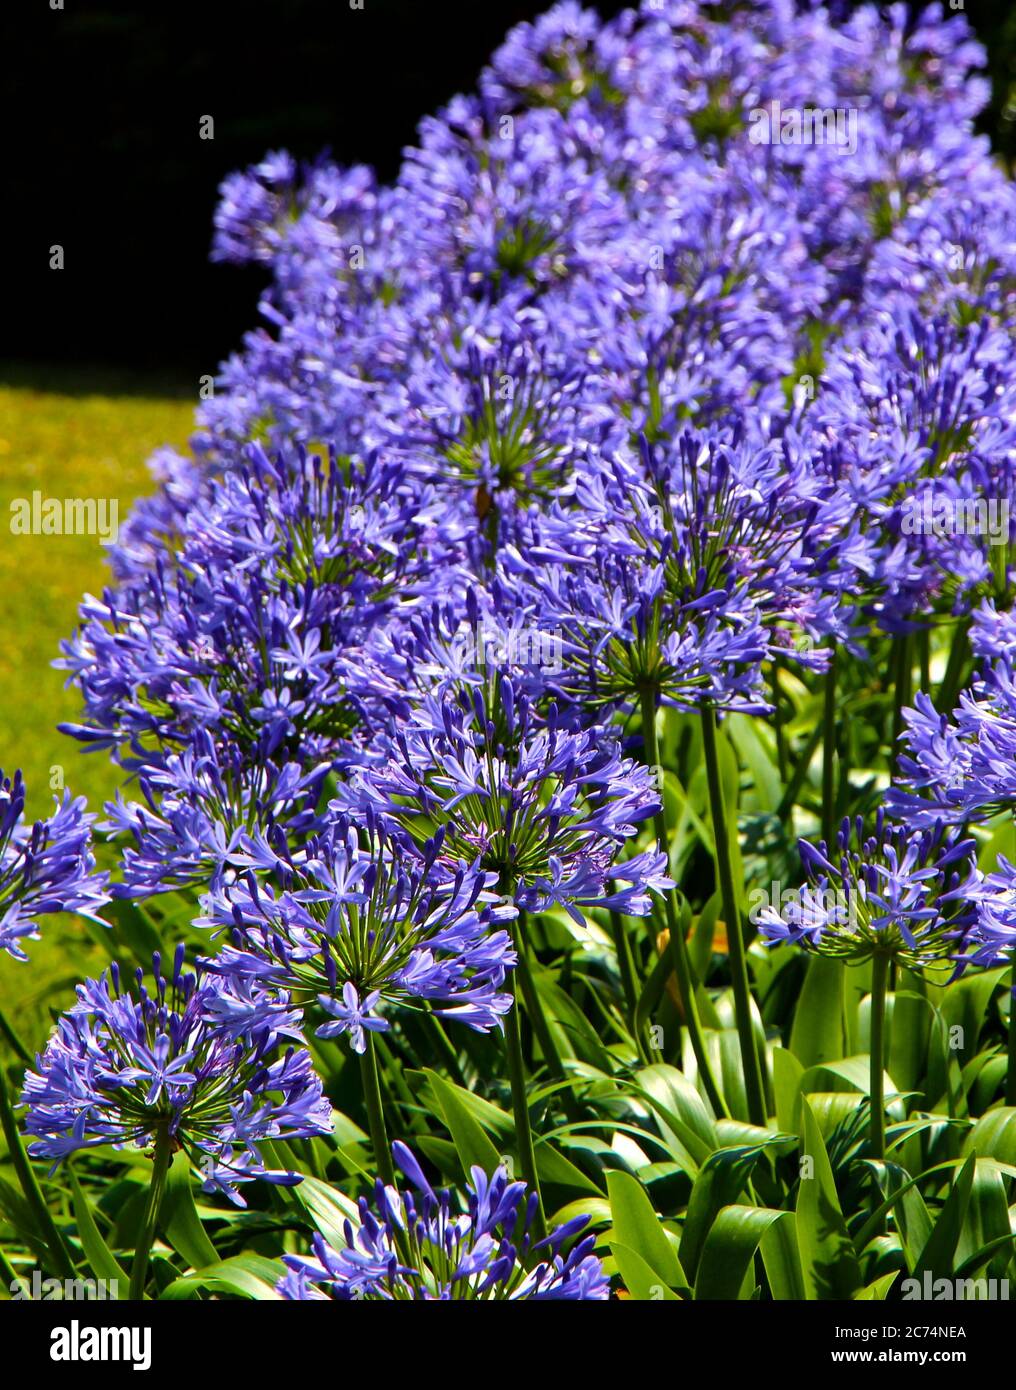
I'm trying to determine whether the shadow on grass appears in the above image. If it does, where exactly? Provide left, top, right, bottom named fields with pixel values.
left=0, top=360, right=198, bottom=400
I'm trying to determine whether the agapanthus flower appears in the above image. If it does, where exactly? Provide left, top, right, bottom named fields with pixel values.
left=757, top=813, right=976, bottom=968
left=199, top=812, right=518, bottom=1048
left=277, top=1140, right=608, bottom=1300
left=808, top=308, right=1016, bottom=633
left=970, top=600, right=1016, bottom=665
left=502, top=427, right=852, bottom=719
left=21, top=947, right=332, bottom=1205
left=888, top=661, right=1016, bottom=829
left=0, top=769, right=109, bottom=961
left=955, top=855, right=1016, bottom=971
left=59, top=444, right=446, bottom=779
left=102, top=730, right=330, bottom=897
left=340, top=672, right=671, bottom=922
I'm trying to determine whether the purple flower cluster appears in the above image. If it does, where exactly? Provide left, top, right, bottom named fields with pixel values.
left=51, top=0, right=1015, bottom=909
left=21, top=948, right=332, bottom=1204
left=199, top=814, right=518, bottom=1046
left=339, top=674, right=672, bottom=922
left=278, top=1140, right=607, bottom=1300
left=757, top=814, right=976, bottom=969
left=0, top=769, right=109, bottom=961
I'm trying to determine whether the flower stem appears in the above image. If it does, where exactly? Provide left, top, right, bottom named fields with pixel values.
left=512, top=919, right=580, bottom=1121
left=358, top=1031, right=395, bottom=1189
left=821, top=647, right=838, bottom=850
left=0, top=1067, right=76, bottom=1281
left=936, top=620, right=970, bottom=714
left=503, top=973, right=546, bottom=1242
left=129, top=1124, right=173, bottom=1299
left=771, top=658, right=787, bottom=782
left=869, top=952, right=890, bottom=1161
left=699, top=699, right=767, bottom=1128
left=0, top=1008, right=32, bottom=1067
left=890, top=633, right=912, bottom=778
left=609, top=910, right=640, bottom=1031
left=639, top=688, right=727, bottom=1118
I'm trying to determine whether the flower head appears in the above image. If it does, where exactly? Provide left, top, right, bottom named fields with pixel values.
left=21, top=947, right=332, bottom=1204
left=277, top=1140, right=608, bottom=1300
left=200, top=813, right=518, bottom=1047
left=342, top=672, right=671, bottom=922
left=758, top=813, right=976, bottom=968
left=0, top=770, right=109, bottom=961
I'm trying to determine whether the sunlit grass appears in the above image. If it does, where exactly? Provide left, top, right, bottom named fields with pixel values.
left=0, top=363, right=195, bottom=1038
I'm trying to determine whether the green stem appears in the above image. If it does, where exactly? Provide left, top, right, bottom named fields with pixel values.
left=0, top=1067, right=76, bottom=1280
left=869, top=952, right=890, bottom=1162
left=609, top=910, right=640, bottom=1032
left=1006, top=959, right=1016, bottom=1109
left=937, top=621, right=970, bottom=714
left=771, top=658, right=787, bottom=782
left=424, top=1010, right=467, bottom=1089
left=918, top=627, right=930, bottom=692
left=821, top=648, right=838, bottom=851
left=128, top=1125, right=173, bottom=1300
left=699, top=700, right=767, bottom=1127
left=512, top=919, right=569, bottom=1086
left=890, top=633, right=912, bottom=778
left=0, top=1008, right=32, bottom=1067
left=513, top=935, right=581, bottom=1122
left=639, top=688, right=727, bottom=1117
left=358, top=1031, right=395, bottom=1188
left=503, top=975, right=546, bottom=1242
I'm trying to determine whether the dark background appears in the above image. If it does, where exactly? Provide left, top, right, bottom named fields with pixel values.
left=3, top=0, right=1014, bottom=378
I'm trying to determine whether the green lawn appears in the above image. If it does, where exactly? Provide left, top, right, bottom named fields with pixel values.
left=0, top=363, right=195, bottom=1037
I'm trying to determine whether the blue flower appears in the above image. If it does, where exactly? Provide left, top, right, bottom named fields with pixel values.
left=0, top=769, right=109, bottom=961
left=277, top=1140, right=608, bottom=1300
left=340, top=672, right=671, bottom=922
left=21, top=947, right=332, bottom=1205
left=200, top=812, right=518, bottom=1045
left=758, top=814, right=976, bottom=968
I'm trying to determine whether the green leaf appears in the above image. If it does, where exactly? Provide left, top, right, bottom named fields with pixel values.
left=760, top=1210, right=806, bottom=1300
left=772, top=1046, right=805, bottom=1134
left=795, top=1096, right=862, bottom=1299
left=635, top=1063, right=717, bottom=1162
left=161, top=1255, right=283, bottom=1301
left=886, top=992, right=933, bottom=1098
left=964, top=1107, right=1016, bottom=1166
left=288, top=1176, right=359, bottom=1247
left=161, top=1151, right=218, bottom=1271
left=611, top=1242, right=682, bottom=1301
left=912, top=1152, right=976, bottom=1283
left=680, top=1146, right=758, bottom=1280
left=725, top=714, right=781, bottom=814
left=960, top=1161, right=1013, bottom=1280
left=607, top=1170, right=684, bottom=1291
left=696, top=1206, right=790, bottom=1300
left=854, top=1273, right=899, bottom=1300
left=426, top=1070, right=503, bottom=1179
left=69, top=1170, right=128, bottom=1297
left=0, top=1067, right=75, bottom=1279
left=790, top=957, right=845, bottom=1067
